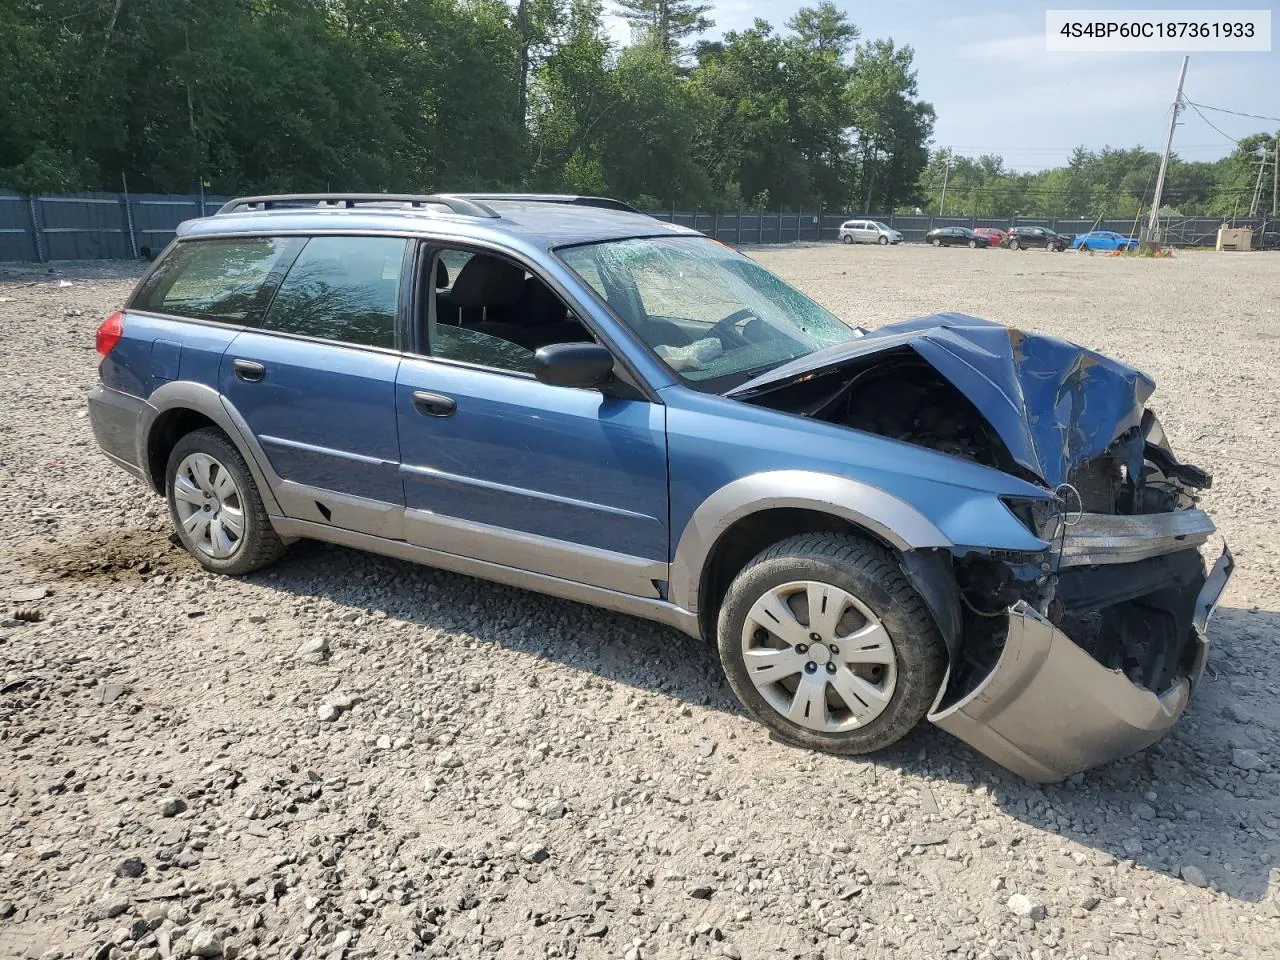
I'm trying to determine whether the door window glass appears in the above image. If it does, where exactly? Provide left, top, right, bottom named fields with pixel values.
left=133, top=237, right=299, bottom=323
left=262, top=236, right=407, bottom=349
left=426, top=248, right=592, bottom=377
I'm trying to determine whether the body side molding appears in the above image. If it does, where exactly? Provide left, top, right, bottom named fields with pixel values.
left=271, top=516, right=700, bottom=636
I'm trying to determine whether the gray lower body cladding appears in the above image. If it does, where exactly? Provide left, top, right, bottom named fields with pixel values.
left=928, top=508, right=1232, bottom=781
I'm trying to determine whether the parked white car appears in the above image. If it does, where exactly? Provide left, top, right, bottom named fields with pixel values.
left=838, top=220, right=903, bottom=245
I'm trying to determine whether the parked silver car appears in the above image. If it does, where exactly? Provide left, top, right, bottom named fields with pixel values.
left=839, top=219, right=903, bottom=245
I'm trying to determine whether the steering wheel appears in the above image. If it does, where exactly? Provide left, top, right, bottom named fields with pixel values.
left=708, top=307, right=761, bottom=346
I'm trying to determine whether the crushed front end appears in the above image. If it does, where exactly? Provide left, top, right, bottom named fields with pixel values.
left=924, top=408, right=1234, bottom=781
left=732, top=314, right=1235, bottom=780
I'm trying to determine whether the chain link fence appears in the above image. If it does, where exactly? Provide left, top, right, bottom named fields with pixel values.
left=1, top=189, right=1273, bottom=262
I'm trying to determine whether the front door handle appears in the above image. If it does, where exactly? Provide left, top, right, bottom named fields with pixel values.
left=233, top=359, right=266, bottom=382
left=412, top=390, right=456, bottom=417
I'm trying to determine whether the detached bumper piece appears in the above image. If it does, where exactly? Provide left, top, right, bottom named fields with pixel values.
left=930, top=546, right=1233, bottom=782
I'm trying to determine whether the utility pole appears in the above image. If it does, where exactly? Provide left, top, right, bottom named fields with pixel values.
left=1146, top=55, right=1188, bottom=244
left=938, top=150, right=952, bottom=217
left=1249, top=151, right=1267, bottom=218
left=1272, top=133, right=1278, bottom=219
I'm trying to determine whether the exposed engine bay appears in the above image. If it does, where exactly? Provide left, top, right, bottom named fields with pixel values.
left=731, top=315, right=1231, bottom=779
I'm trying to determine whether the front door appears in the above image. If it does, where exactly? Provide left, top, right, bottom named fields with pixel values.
left=220, top=235, right=410, bottom=536
left=395, top=247, right=670, bottom=599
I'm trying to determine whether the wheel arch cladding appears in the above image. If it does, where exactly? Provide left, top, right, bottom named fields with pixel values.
left=140, top=381, right=285, bottom=517
left=145, top=407, right=218, bottom=492
left=670, top=470, right=953, bottom=633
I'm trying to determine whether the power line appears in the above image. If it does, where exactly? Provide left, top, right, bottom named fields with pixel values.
left=1183, top=98, right=1280, bottom=125
left=1181, top=98, right=1242, bottom=144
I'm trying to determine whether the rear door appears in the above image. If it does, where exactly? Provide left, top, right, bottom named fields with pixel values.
left=219, top=235, right=411, bottom=536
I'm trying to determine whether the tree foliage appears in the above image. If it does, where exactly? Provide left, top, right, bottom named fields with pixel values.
left=919, top=137, right=1276, bottom=220
left=0, top=0, right=932, bottom=213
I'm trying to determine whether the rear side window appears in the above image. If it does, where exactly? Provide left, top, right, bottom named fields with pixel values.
left=262, top=236, right=408, bottom=349
left=133, top=238, right=299, bottom=323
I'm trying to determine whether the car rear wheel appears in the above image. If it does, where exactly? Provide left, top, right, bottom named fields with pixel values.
left=842, top=235, right=854, bottom=244
left=718, top=533, right=947, bottom=755
left=931, top=238, right=941, bottom=247
left=166, top=427, right=287, bottom=576
left=877, top=235, right=888, bottom=245
left=1009, top=239, right=1021, bottom=250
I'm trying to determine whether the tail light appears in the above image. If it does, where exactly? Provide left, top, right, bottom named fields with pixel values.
left=96, top=311, right=124, bottom=355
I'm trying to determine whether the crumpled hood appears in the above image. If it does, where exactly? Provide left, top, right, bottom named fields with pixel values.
left=729, top=313, right=1155, bottom=488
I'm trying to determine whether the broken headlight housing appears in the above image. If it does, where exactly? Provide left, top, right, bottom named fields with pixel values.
left=1000, top=495, right=1063, bottom=543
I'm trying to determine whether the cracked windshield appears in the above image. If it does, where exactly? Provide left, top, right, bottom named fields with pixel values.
left=560, top=236, right=862, bottom=390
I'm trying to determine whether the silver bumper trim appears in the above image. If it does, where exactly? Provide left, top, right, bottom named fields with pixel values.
left=1058, top=509, right=1215, bottom=566
left=929, top=546, right=1233, bottom=782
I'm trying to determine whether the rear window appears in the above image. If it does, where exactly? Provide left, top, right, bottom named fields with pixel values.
left=132, top=238, right=300, bottom=323
left=261, top=236, right=407, bottom=349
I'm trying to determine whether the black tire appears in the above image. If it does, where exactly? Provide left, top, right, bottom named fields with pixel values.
left=1009, top=239, right=1021, bottom=250
left=968, top=239, right=977, bottom=248
left=165, top=427, right=287, bottom=576
left=931, top=238, right=941, bottom=247
left=717, top=532, right=947, bottom=755
left=877, top=235, right=888, bottom=245
left=1079, top=242, right=1090, bottom=253
left=842, top=235, right=854, bottom=244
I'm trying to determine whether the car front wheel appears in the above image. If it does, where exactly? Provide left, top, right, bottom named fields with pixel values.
left=877, top=235, right=888, bottom=245
left=718, top=533, right=947, bottom=755
left=1009, top=239, right=1021, bottom=250
left=931, top=238, right=941, bottom=247
left=968, top=239, right=977, bottom=248
left=166, top=427, right=287, bottom=576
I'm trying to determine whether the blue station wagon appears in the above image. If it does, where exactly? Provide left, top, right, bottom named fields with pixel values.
left=88, top=193, right=1232, bottom=781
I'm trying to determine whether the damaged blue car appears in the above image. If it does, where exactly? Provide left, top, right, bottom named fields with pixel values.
left=87, top=194, right=1232, bottom=781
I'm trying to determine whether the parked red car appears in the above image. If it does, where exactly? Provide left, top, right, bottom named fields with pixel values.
left=973, top=227, right=1007, bottom=248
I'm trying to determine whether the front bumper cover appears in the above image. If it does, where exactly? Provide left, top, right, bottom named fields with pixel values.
left=928, top=545, right=1234, bottom=782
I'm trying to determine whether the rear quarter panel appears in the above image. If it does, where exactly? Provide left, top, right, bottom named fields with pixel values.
left=99, top=312, right=239, bottom=398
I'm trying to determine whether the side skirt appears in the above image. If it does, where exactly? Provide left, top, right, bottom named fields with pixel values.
left=270, top=516, right=702, bottom=639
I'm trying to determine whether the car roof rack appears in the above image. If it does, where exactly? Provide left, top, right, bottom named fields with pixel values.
left=447, top=193, right=642, bottom=214
left=215, top=193, right=500, bottom=219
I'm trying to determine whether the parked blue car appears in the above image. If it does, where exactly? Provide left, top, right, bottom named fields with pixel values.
left=1072, top=230, right=1140, bottom=252
left=88, top=193, right=1231, bottom=781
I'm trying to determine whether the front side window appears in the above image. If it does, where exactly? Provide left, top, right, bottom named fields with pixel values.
left=559, top=236, right=860, bottom=392
left=425, top=247, right=593, bottom=376
left=133, top=237, right=300, bottom=323
left=262, top=236, right=407, bottom=349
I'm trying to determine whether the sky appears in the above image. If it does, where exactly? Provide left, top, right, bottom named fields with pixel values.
left=604, top=0, right=1280, bottom=171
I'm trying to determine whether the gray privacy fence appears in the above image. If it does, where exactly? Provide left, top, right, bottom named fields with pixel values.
left=1, top=189, right=1272, bottom=262
left=0, top=190, right=233, bottom=262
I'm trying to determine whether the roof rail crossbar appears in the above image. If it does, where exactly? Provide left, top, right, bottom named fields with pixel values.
left=446, top=193, right=642, bottom=214
left=215, top=193, right=499, bottom=218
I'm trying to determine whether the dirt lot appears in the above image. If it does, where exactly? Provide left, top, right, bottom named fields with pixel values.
left=2, top=245, right=1279, bottom=960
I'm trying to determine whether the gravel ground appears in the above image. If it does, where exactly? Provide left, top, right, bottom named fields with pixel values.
left=2, top=246, right=1279, bottom=960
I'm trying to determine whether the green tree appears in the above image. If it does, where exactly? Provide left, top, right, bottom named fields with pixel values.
left=846, top=38, right=934, bottom=212
left=613, top=0, right=713, bottom=58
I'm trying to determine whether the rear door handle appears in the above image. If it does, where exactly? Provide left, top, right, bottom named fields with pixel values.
left=233, top=359, right=266, bottom=382
left=412, top=390, right=456, bottom=417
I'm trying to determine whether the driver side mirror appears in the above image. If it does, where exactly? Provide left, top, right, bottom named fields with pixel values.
left=534, top=342, right=615, bottom=388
